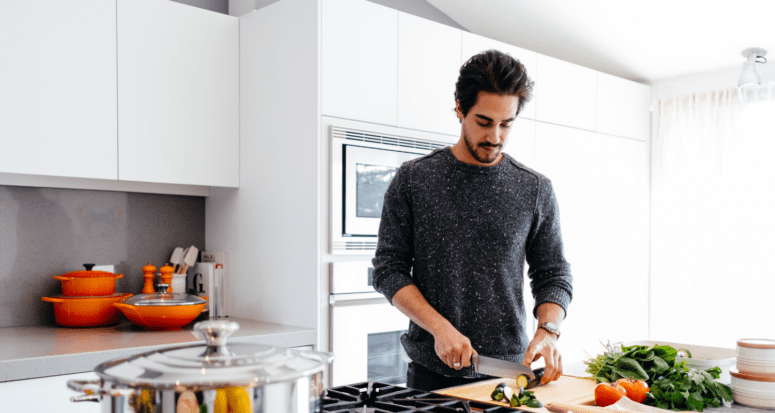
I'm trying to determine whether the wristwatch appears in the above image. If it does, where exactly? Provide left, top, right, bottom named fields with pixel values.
left=537, top=322, right=561, bottom=339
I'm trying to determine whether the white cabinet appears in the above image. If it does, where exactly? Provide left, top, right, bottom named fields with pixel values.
left=322, top=0, right=398, bottom=126
left=397, top=12, right=462, bottom=136
left=0, top=0, right=117, bottom=180
left=0, top=372, right=100, bottom=413
left=535, top=122, right=649, bottom=363
left=534, top=54, right=597, bottom=131
left=117, top=0, right=239, bottom=187
left=461, top=32, right=537, bottom=121
left=597, top=72, right=651, bottom=141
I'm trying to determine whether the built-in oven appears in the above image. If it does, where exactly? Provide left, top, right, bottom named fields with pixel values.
left=329, top=119, right=450, bottom=254
left=329, top=261, right=411, bottom=386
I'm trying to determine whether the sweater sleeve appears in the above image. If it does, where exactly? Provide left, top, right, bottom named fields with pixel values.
left=526, top=177, right=573, bottom=318
left=371, top=164, right=416, bottom=305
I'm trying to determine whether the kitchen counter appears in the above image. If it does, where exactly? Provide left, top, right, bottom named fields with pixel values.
left=0, top=317, right=316, bottom=382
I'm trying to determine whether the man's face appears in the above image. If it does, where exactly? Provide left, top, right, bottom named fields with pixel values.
left=455, top=92, right=519, bottom=166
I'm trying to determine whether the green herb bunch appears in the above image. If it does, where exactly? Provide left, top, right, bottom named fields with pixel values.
left=585, top=342, right=676, bottom=385
left=645, top=362, right=733, bottom=411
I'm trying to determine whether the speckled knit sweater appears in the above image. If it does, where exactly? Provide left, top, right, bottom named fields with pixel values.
left=372, top=146, right=573, bottom=377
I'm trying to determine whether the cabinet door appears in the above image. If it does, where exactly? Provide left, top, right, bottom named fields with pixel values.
left=117, top=0, right=239, bottom=187
left=0, top=372, right=100, bottom=412
left=597, top=72, right=651, bottom=141
left=397, top=12, right=462, bottom=136
left=0, top=0, right=117, bottom=180
left=461, top=32, right=537, bottom=120
left=534, top=123, right=648, bottom=362
left=322, top=0, right=398, bottom=125
left=534, top=55, right=597, bottom=131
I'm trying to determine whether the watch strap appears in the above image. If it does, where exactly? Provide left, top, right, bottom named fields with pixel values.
left=538, top=322, right=560, bottom=339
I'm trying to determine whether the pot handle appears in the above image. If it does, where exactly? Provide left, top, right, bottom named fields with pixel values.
left=41, top=296, right=64, bottom=303
left=67, top=380, right=102, bottom=403
left=70, top=394, right=101, bottom=403
left=52, top=276, right=74, bottom=281
left=115, top=273, right=124, bottom=280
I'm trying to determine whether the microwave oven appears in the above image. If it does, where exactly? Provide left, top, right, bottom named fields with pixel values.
left=328, top=118, right=454, bottom=254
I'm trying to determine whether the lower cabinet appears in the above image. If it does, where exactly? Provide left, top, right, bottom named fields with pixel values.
left=0, top=372, right=101, bottom=413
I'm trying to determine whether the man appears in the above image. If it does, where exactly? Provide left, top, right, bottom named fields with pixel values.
left=371, top=50, right=573, bottom=391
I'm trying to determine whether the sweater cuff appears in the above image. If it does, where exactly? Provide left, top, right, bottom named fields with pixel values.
left=375, top=272, right=415, bottom=306
left=533, top=286, right=571, bottom=318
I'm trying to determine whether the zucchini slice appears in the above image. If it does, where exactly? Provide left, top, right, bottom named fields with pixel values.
left=516, top=374, right=530, bottom=389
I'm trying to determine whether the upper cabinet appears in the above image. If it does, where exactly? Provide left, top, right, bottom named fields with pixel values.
left=461, top=32, right=537, bottom=121
left=117, top=0, right=239, bottom=187
left=322, top=0, right=398, bottom=126
left=597, top=72, right=651, bottom=141
left=397, top=12, right=462, bottom=137
left=534, top=54, right=597, bottom=132
left=0, top=0, right=118, bottom=180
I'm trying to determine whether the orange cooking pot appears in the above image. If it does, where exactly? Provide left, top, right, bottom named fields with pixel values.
left=53, top=264, right=124, bottom=296
left=114, top=285, right=207, bottom=331
left=42, top=293, right=133, bottom=327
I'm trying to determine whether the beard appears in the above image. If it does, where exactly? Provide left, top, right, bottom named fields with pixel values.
left=462, top=128, right=502, bottom=164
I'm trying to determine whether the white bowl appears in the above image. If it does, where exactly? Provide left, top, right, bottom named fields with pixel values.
left=731, top=367, right=775, bottom=409
left=738, top=359, right=775, bottom=376
left=738, top=339, right=775, bottom=362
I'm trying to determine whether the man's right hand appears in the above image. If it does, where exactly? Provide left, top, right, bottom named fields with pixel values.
left=432, top=324, right=478, bottom=370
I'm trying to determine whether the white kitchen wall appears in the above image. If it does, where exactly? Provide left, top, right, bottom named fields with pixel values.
left=650, top=61, right=775, bottom=101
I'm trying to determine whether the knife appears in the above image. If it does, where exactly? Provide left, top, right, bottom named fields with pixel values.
left=471, top=354, right=535, bottom=379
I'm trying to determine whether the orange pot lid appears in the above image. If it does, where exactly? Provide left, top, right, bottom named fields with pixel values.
left=738, top=339, right=775, bottom=349
left=730, top=367, right=775, bottom=382
left=60, top=270, right=119, bottom=278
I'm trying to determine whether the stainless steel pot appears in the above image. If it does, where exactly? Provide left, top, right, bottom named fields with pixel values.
left=68, top=320, right=332, bottom=413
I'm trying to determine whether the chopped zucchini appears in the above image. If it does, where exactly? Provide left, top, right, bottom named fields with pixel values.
left=677, top=348, right=693, bottom=358
left=491, top=387, right=504, bottom=401
left=525, top=399, right=544, bottom=408
left=516, top=374, right=530, bottom=389
left=509, top=394, right=520, bottom=408
left=526, top=367, right=545, bottom=389
left=502, top=385, right=514, bottom=402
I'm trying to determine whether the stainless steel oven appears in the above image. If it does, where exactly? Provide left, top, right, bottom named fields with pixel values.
left=329, top=261, right=411, bottom=386
left=328, top=119, right=451, bottom=254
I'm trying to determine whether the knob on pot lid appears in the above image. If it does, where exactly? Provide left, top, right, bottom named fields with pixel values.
left=93, top=321, right=332, bottom=390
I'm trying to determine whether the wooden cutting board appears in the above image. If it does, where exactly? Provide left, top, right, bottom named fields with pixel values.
left=435, top=375, right=597, bottom=412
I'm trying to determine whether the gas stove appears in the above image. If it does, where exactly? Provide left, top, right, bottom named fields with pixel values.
left=322, top=381, right=524, bottom=412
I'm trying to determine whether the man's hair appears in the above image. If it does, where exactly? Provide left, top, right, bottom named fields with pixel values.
left=454, top=49, right=534, bottom=118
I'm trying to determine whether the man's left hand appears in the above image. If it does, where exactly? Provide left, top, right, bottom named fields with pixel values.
left=522, top=328, right=562, bottom=384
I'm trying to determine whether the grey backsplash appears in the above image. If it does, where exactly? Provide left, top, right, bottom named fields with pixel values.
left=0, top=186, right=205, bottom=328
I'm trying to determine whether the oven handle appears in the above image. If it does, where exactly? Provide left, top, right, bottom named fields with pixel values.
left=329, top=292, right=388, bottom=307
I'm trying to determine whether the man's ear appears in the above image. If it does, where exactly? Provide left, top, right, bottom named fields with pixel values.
left=455, top=101, right=463, bottom=123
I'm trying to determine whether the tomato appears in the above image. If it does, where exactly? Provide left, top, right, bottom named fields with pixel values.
left=594, top=382, right=627, bottom=407
left=615, top=378, right=650, bottom=403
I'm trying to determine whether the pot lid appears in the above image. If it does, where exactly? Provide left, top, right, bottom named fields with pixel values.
left=120, top=284, right=206, bottom=306
left=94, top=321, right=333, bottom=389
left=61, top=263, right=120, bottom=278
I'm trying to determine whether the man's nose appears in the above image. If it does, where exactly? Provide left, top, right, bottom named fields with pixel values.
left=486, top=127, right=502, bottom=144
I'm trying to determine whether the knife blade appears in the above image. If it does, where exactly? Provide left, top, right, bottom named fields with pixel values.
left=471, top=354, right=535, bottom=379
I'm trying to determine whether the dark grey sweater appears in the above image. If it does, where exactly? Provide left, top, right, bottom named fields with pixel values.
left=372, top=147, right=573, bottom=377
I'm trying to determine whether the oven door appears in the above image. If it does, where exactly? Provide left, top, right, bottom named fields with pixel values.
left=342, top=144, right=425, bottom=237
left=329, top=292, right=410, bottom=386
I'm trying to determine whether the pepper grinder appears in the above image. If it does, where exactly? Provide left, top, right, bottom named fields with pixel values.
left=159, top=263, right=174, bottom=293
left=142, top=263, right=157, bottom=294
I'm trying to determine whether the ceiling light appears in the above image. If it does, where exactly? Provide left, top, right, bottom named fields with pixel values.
left=738, top=48, right=767, bottom=87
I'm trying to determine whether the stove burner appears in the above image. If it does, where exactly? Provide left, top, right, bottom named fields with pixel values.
left=322, top=381, right=524, bottom=412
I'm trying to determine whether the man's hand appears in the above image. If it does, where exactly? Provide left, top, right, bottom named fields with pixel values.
left=432, top=324, right=478, bottom=370
left=522, top=328, right=562, bottom=383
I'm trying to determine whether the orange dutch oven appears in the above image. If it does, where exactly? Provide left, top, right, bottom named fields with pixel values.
left=114, top=284, right=207, bottom=331
left=53, top=264, right=124, bottom=297
left=42, top=293, right=133, bottom=327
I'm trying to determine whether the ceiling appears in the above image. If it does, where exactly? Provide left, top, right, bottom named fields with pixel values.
left=426, top=0, right=774, bottom=84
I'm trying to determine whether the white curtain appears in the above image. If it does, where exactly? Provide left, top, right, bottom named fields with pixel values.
left=651, top=82, right=775, bottom=348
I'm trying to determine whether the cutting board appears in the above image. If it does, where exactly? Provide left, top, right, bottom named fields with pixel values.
left=435, top=375, right=597, bottom=412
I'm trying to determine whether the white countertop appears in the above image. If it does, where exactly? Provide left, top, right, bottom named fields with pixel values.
left=0, top=317, right=316, bottom=382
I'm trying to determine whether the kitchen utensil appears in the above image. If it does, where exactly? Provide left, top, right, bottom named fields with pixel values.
left=52, top=264, right=124, bottom=296
left=730, top=367, right=775, bottom=408
left=179, top=245, right=198, bottom=274
left=169, top=247, right=184, bottom=273
left=42, top=293, right=133, bottom=327
left=113, top=283, right=206, bottom=330
left=171, top=273, right=187, bottom=293
left=472, top=354, right=536, bottom=379
left=67, top=320, right=333, bottom=413
left=159, top=262, right=174, bottom=292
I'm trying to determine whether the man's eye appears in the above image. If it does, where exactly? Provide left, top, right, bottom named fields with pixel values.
left=502, top=123, right=512, bottom=128
left=478, top=122, right=491, bottom=127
